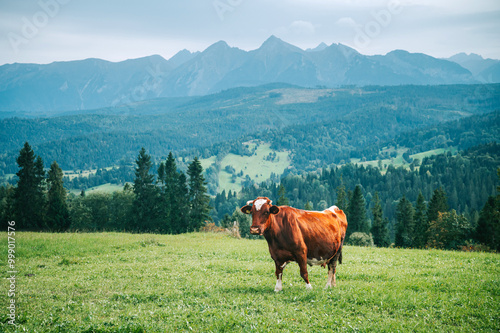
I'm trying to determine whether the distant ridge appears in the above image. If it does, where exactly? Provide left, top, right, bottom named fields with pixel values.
left=1, top=36, right=498, bottom=113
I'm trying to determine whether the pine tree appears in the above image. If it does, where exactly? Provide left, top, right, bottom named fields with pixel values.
left=132, top=148, right=160, bottom=232
left=304, top=201, right=313, bottom=210
left=277, top=184, right=289, bottom=206
left=476, top=196, right=500, bottom=251
left=14, top=142, right=46, bottom=230
left=187, top=157, right=211, bottom=231
left=335, top=184, right=348, bottom=211
left=347, top=185, right=369, bottom=237
left=46, top=161, right=70, bottom=231
left=157, top=152, right=180, bottom=233
left=0, top=185, right=15, bottom=228
left=175, top=172, right=190, bottom=233
left=395, top=196, right=415, bottom=248
left=427, top=188, right=449, bottom=226
left=371, top=192, right=390, bottom=247
left=413, top=192, right=428, bottom=248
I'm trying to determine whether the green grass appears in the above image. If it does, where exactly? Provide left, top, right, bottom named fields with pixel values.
left=1, top=232, right=499, bottom=332
left=201, top=141, right=290, bottom=193
left=352, top=147, right=457, bottom=173
left=69, top=183, right=126, bottom=195
left=410, top=148, right=457, bottom=161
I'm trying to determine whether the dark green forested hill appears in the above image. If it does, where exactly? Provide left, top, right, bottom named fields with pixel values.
left=212, top=143, right=500, bottom=237
left=0, top=84, right=499, bottom=178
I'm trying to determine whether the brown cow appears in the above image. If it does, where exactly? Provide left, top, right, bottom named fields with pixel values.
left=241, top=197, right=347, bottom=291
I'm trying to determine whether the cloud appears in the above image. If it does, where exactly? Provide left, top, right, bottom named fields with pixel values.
left=274, top=20, right=317, bottom=39
left=289, top=20, right=316, bottom=35
left=336, top=17, right=359, bottom=28
left=1, top=0, right=500, bottom=64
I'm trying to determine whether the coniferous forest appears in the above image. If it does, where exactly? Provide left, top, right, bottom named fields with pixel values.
left=0, top=84, right=499, bottom=253
left=0, top=143, right=211, bottom=235
left=1, top=141, right=499, bottom=252
left=214, top=143, right=500, bottom=251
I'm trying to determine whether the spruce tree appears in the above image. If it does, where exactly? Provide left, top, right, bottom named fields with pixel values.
left=14, top=142, right=46, bottom=230
left=277, top=184, right=289, bottom=206
left=476, top=196, right=500, bottom=251
left=427, top=188, right=449, bottom=226
left=132, top=148, right=160, bottom=232
left=187, top=157, right=211, bottom=231
left=395, top=196, right=415, bottom=248
left=335, top=183, right=348, bottom=211
left=46, top=161, right=70, bottom=231
left=0, top=185, right=15, bottom=228
left=157, top=152, right=179, bottom=233
left=175, top=172, right=190, bottom=233
left=413, top=192, right=428, bottom=248
left=371, top=192, right=390, bottom=247
left=347, top=185, right=369, bottom=237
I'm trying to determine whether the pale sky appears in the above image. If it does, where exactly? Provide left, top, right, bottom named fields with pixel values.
left=1, top=0, right=499, bottom=65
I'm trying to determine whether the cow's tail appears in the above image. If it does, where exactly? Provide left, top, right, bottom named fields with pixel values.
left=338, top=243, right=343, bottom=265
left=338, top=235, right=345, bottom=265
left=325, top=236, right=344, bottom=267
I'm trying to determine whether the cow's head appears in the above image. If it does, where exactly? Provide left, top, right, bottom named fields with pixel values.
left=241, top=197, right=280, bottom=235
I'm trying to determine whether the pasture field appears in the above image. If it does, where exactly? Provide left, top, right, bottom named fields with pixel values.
left=69, top=183, right=127, bottom=196
left=1, top=232, right=499, bottom=332
left=201, top=141, right=290, bottom=194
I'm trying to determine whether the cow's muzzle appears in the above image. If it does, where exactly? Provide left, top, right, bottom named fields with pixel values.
left=250, top=227, right=261, bottom=235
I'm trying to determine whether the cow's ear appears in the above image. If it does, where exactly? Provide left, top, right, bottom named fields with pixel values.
left=270, top=205, right=280, bottom=215
left=241, top=205, right=252, bottom=214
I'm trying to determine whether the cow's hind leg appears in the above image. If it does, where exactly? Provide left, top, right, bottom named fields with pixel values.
left=326, top=246, right=342, bottom=288
left=325, top=259, right=338, bottom=288
left=296, top=255, right=312, bottom=290
left=274, top=261, right=288, bottom=292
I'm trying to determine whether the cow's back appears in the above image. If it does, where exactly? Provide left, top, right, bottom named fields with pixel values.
left=273, top=206, right=346, bottom=259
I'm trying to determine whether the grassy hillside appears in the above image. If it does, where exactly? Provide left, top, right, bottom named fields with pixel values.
left=1, top=84, right=498, bottom=175
left=352, top=147, right=457, bottom=172
left=201, top=141, right=290, bottom=194
left=1, top=232, right=498, bottom=332
left=68, top=183, right=126, bottom=195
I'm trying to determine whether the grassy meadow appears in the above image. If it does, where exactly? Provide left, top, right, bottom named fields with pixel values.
left=201, top=141, right=290, bottom=194
left=1, top=232, right=499, bottom=332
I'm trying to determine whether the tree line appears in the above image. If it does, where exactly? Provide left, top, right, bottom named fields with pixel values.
left=212, top=143, right=499, bottom=251
left=0, top=143, right=211, bottom=234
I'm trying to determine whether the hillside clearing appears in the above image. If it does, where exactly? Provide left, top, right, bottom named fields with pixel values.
left=1, top=232, right=498, bottom=332
left=201, top=141, right=290, bottom=194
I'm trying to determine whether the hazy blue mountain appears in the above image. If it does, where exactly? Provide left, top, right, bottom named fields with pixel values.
left=0, top=55, right=173, bottom=114
left=478, top=62, right=500, bottom=83
left=210, top=36, right=319, bottom=91
left=163, top=40, right=248, bottom=96
left=306, top=42, right=328, bottom=52
left=446, top=53, right=500, bottom=82
left=167, top=49, right=200, bottom=69
left=370, top=50, right=474, bottom=85
left=0, top=36, right=488, bottom=114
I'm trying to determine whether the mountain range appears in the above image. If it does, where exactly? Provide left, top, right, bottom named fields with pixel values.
left=1, top=35, right=499, bottom=114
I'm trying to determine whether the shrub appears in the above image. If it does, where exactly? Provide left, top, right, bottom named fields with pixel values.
left=347, top=232, right=375, bottom=247
left=200, top=222, right=225, bottom=233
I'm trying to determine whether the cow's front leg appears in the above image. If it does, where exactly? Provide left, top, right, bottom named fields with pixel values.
left=274, top=261, right=288, bottom=292
left=296, top=255, right=312, bottom=290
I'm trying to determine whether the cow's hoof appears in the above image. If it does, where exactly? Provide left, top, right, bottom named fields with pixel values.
left=306, top=283, right=313, bottom=291
left=274, top=288, right=282, bottom=292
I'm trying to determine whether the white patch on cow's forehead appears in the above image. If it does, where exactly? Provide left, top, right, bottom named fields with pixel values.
left=254, top=199, right=268, bottom=211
